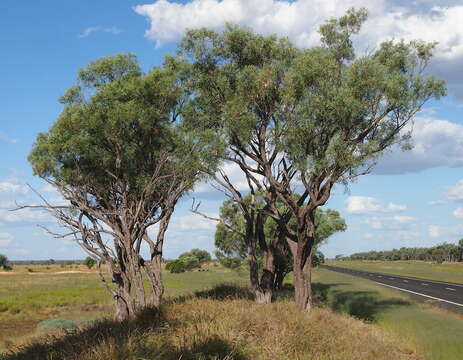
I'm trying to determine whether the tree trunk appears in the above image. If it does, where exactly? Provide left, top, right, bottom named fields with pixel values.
left=147, top=240, right=164, bottom=308
left=274, top=267, right=286, bottom=291
left=288, top=235, right=314, bottom=311
left=255, top=249, right=275, bottom=304
left=112, top=270, right=135, bottom=321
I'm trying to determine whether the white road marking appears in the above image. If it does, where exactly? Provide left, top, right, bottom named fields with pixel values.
left=403, top=280, right=408, bottom=283
left=422, top=283, right=429, bottom=286
left=374, top=282, right=463, bottom=308
left=389, top=277, right=395, bottom=280
left=446, top=287, right=456, bottom=291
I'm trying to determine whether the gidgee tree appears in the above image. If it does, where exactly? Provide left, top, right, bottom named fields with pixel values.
left=27, top=54, right=215, bottom=320
left=179, top=8, right=446, bottom=311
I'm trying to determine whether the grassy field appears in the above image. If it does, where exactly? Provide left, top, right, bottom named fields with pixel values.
left=0, top=264, right=245, bottom=351
left=2, top=264, right=463, bottom=359
left=326, top=260, right=463, bottom=284
left=313, top=268, right=463, bottom=360
left=2, top=283, right=413, bottom=360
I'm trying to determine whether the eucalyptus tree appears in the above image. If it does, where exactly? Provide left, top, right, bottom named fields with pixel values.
left=214, top=198, right=346, bottom=291
left=179, top=8, right=445, bottom=311
left=26, top=54, right=216, bottom=320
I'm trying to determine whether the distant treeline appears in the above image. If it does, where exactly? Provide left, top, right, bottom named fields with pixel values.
left=10, top=259, right=82, bottom=266
left=338, top=240, right=463, bottom=263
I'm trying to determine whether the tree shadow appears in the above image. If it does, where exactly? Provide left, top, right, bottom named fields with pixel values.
left=2, top=284, right=251, bottom=360
left=311, top=281, right=410, bottom=322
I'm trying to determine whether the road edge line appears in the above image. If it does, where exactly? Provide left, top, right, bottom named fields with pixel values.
left=373, top=281, right=463, bottom=308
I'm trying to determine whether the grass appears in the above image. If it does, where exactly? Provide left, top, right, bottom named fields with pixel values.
left=2, top=284, right=414, bottom=360
left=2, top=263, right=463, bottom=359
left=0, top=264, right=245, bottom=351
left=326, top=260, right=463, bottom=284
left=313, top=268, right=463, bottom=360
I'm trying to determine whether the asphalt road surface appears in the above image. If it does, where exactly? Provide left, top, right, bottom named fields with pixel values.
left=321, top=265, right=463, bottom=313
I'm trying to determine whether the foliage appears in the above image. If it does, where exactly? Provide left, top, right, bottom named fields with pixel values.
left=167, top=260, right=186, bottom=273
left=178, top=8, right=445, bottom=310
left=27, top=53, right=219, bottom=319
left=178, top=249, right=211, bottom=264
left=214, top=197, right=345, bottom=280
left=83, top=257, right=97, bottom=269
left=0, top=254, right=9, bottom=270
left=312, top=251, right=325, bottom=268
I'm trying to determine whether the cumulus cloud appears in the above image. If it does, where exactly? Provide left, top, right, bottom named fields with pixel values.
left=135, top=0, right=463, bottom=97
left=373, top=116, right=463, bottom=175
left=0, top=181, right=28, bottom=196
left=363, top=215, right=415, bottom=230
left=428, top=200, right=447, bottom=206
left=446, top=179, right=463, bottom=202
left=0, top=232, right=13, bottom=247
left=78, top=26, right=122, bottom=38
left=428, top=224, right=441, bottom=238
left=453, top=207, right=463, bottom=219
left=346, top=196, right=406, bottom=214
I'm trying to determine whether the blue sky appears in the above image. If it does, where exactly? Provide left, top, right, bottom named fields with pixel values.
left=1, top=0, right=463, bottom=260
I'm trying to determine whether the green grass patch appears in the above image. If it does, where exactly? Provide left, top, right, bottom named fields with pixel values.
left=314, top=268, right=463, bottom=360
left=327, top=260, right=463, bottom=284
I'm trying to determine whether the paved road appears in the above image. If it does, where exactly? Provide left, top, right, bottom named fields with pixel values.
left=321, top=265, right=463, bottom=313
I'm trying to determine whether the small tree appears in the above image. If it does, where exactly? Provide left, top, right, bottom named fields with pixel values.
left=0, top=254, right=9, bottom=269
left=83, top=256, right=96, bottom=269
left=24, top=54, right=217, bottom=320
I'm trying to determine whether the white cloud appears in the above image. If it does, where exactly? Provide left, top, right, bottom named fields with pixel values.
left=135, top=1, right=463, bottom=96
left=78, top=26, right=122, bottom=38
left=363, top=215, right=415, bottom=230
left=428, top=200, right=447, bottom=206
left=0, top=181, right=28, bottom=196
left=373, top=116, right=463, bottom=175
left=446, top=179, right=463, bottom=202
left=0, top=131, right=17, bottom=144
left=346, top=196, right=406, bottom=214
left=363, top=232, right=374, bottom=239
left=453, top=207, right=463, bottom=219
left=392, top=215, right=415, bottom=224
left=0, top=208, right=52, bottom=225
left=172, top=214, right=216, bottom=230
left=428, top=224, right=441, bottom=238
left=364, top=217, right=383, bottom=229
left=0, top=232, right=13, bottom=247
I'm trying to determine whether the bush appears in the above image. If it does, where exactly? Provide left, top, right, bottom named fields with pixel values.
left=37, top=318, right=78, bottom=333
left=83, top=257, right=96, bottom=269
left=27, top=268, right=34, bottom=273
left=179, top=249, right=211, bottom=265
left=180, top=255, right=200, bottom=270
left=169, top=260, right=186, bottom=273
left=0, top=253, right=9, bottom=269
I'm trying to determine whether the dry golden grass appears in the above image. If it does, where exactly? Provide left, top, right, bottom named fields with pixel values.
left=4, top=285, right=418, bottom=360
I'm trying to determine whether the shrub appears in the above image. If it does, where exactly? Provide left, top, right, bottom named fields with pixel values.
left=37, top=318, right=78, bottom=333
left=169, top=260, right=186, bottom=273
left=180, top=256, right=200, bottom=270
left=27, top=268, right=34, bottom=273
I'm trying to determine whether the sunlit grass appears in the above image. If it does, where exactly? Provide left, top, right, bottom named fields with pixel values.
left=326, top=260, right=463, bottom=284
left=313, top=268, right=463, bottom=360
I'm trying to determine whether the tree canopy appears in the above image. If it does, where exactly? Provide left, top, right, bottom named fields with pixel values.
left=179, top=8, right=446, bottom=310
left=27, top=53, right=218, bottom=320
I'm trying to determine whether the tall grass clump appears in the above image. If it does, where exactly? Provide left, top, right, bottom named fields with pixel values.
left=3, top=284, right=416, bottom=360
